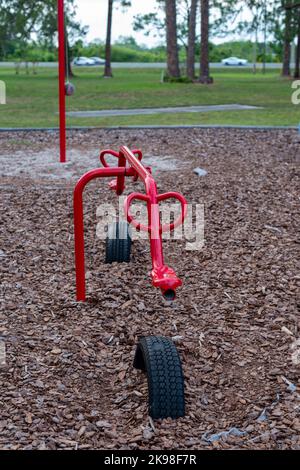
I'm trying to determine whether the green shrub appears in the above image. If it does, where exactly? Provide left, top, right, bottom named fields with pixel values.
left=163, top=73, right=193, bottom=84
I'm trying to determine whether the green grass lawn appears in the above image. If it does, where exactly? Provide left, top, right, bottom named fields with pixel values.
left=0, top=66, right=299, bottom=128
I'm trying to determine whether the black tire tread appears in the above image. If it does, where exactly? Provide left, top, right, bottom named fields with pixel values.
left=105, top=221, right=131, bottom=263
left=133, top=336, right=185, bottom=420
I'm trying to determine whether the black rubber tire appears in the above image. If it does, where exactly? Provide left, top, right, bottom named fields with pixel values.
left=133, top=336, right=185, bottom=420
left=105, top=221, right=132, bottom=264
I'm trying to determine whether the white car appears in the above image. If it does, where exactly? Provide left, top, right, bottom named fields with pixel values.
left=90, top=57, right=105, bottom=65
left=222, top=57, right=248, bottom=66
left=73, top=57, right=96, bottom=66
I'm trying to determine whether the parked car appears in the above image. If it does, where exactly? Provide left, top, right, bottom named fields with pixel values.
left=90, top=57, right=105, bottom=65
left=73, top=57, right=96, bottom=66
left=221, top=57, right=248, bottom=66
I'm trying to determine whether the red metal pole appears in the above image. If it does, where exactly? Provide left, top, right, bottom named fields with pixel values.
left=58, top=0, right=66, bottom=163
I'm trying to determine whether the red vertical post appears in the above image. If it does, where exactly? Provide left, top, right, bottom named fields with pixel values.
left=73, top=168, right=128, bottom=302
left=58, top=0, right=66, bottom=163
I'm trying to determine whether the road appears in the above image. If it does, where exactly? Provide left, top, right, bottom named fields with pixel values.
left=0, top=61, right=283, bottom=69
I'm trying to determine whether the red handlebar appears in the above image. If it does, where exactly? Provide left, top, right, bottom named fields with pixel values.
left=157, top=192, right=188, bottom=233
left=124, top=191, right=187, bottom=234
left=124, top=192, right=150, bottom=232
left=99, top=149, right=120, bottom=168
left=100, top=149, right=143, bottom=182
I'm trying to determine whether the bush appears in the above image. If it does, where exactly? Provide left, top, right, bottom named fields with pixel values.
left=163, top=73, right=193, bottom=84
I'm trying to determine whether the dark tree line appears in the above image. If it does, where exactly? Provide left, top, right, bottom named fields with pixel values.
left=132, top=0, right=300, bottom=82
left=164, top=0, right=213, bottom=83
left=1, top=0, right=299, bottom=81
left=133, top=0, right=212, bottom=83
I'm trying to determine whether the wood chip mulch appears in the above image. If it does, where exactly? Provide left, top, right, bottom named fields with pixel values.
left=0, top=128, right=299, bottom=450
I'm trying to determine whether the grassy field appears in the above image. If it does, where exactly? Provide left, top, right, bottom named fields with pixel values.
left=0, top=66, right=299, bottom=128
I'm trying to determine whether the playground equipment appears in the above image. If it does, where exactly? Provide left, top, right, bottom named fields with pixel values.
left=74, top=147, right=187, bottom=419
left=57, top=0, right=66, bottom=163
left=58, top=0, right=186, bottom=420
left=74, top=146, right=187, bottom=303
left=65, top=82, right=75, bottom=97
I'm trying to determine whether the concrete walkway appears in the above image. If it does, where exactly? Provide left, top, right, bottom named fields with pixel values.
left=66, top=104, right=262, bottom=118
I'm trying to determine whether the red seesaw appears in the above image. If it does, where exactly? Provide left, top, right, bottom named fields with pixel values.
left=60, top=0, right=186, bottom=419
left=74, top=146, right=188, bottom=302
left=74, top=146, right=187, bottom=420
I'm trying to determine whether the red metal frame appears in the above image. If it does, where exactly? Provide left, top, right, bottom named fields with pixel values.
left=58, top=0, right=66, bottom=163
left=74, top=147, right=187, bottom=302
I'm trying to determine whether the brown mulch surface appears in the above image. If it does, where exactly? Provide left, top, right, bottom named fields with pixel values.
left=0, top=128, right=299, bottom=450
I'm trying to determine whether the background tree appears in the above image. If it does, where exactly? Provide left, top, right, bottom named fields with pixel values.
left=243, top=1, right=272, bottom=74
left=213, top=0, right=275, bottom=74
left=0, top=0, right=43, bottom=61
left=165, top=0, right=181, bottom=78
left=280, top=0, right=294, bottom=76
left=104, top=0, right=114, bottom=77
left=187, top=0, right=198, bottom=79
left=0, top=0, right=86, bottom=76
left=104, top=0, right=131, bottom=78
left=199, top=0, right=213, bottom=83
left=283, top=1, right=300, bottom=77
left=40, top=0, right=87, bottom=78
left=133, top=0, right=199, bottom=78
left=295, top=8, right=300, bottom=77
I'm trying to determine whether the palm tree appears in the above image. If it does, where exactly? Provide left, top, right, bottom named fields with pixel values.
left=187, top=0, right=198, bottom=80
left=199, top=0, right=213, bottom=84
left=165, top=0, right=180, bottom=78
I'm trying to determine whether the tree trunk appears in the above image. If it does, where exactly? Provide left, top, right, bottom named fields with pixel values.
left=65, top=32, right=74, bottom=79
left=15, top=62, right=20, bottom=75
left=262, top=0, right=267, bottom=74
left=199, top=0, right=213, bottom=84
left=295, top=9, right=300, bottom=78
left=282, top=5, right=292, bottom=76
left=187, top=0, right=198, bottom=80
left=104, top=0, right=113, bottom=78
left=253, top=29, right=258, bottom=74
left=165, top=0, right=180, bottom=78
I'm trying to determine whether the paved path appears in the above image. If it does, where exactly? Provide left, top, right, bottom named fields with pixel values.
left=66, top=104, right=262, bottom=118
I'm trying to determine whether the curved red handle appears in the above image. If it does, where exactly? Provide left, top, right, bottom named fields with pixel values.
left=124, top=191, right=187, bottom=234
left=99, top=149, right=120, bottom=168
left=100, top=149, right=143, bottom=178
left=124, top=192, right=150, bottom=232
left=157, top=192, right=188, bottom=233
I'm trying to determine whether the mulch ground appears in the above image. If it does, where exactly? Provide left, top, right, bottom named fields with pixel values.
left=0, top=128, right=299, bottom=450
